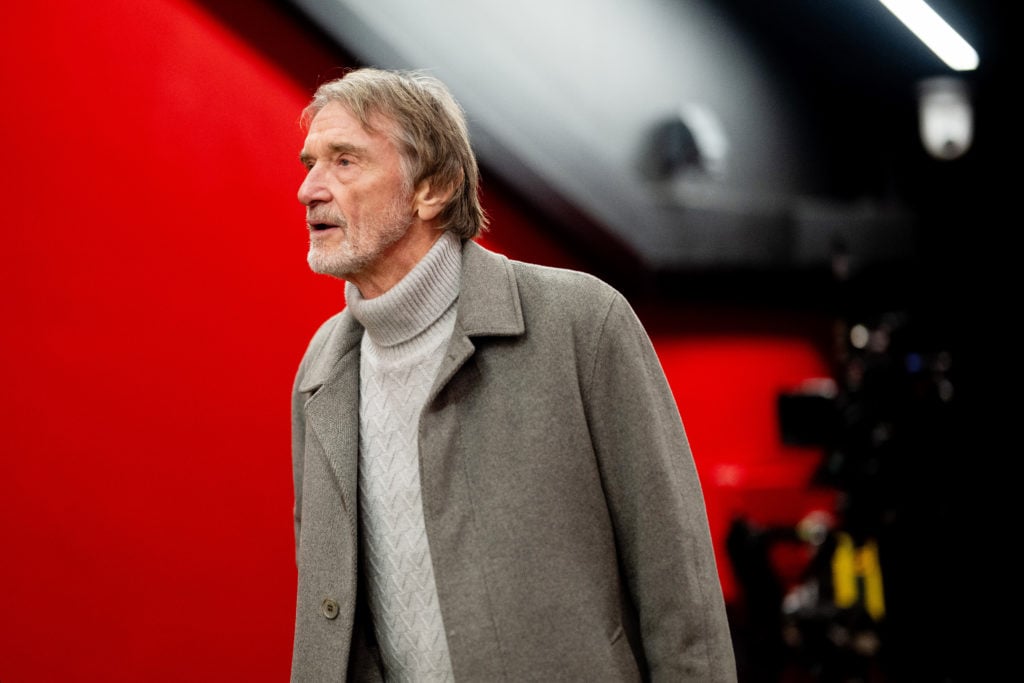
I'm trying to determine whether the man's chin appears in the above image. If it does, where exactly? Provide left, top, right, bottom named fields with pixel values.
left=307, top=249, right=353, bottom=279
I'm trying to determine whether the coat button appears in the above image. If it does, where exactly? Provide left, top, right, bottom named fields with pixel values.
left=320, top=598, right=339, bottom=620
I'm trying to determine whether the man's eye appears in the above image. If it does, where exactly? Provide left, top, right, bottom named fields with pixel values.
left=338, top=158, right=351, bottom=167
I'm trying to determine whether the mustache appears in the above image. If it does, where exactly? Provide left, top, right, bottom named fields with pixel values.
left=306, top=210, right=346, bottom=227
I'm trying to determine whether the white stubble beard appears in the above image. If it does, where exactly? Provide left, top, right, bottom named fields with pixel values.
left=306, top=194, right=413, bottom=280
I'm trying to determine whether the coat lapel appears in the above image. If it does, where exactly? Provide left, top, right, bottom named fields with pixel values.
left=427, top=239, right=525, bottom=404
left=299, top=310, right=364, bottom=514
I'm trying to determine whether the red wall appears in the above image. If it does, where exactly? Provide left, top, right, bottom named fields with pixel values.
left=0, top=1, right=834, bottom=679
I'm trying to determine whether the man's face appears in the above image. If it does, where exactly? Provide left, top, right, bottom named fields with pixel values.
left=297, top=101, right=414, bottom=281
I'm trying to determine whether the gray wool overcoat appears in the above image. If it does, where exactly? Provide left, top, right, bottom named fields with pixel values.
left=290, top=238, right=737, bottom=682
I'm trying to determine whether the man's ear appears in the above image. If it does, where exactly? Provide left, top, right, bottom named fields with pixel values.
left=413, top=175, right=458, bottom=222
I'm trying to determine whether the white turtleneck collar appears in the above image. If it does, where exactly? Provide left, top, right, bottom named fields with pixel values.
left=345, top=231, right=462, bottom=349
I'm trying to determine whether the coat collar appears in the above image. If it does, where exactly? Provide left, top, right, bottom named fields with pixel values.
left=296, top=309, right=363, bottom=393
left=455, top=239, right=525, bottom=338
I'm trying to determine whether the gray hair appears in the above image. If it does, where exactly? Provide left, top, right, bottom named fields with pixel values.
left=302, top=67, right=488, bottom=238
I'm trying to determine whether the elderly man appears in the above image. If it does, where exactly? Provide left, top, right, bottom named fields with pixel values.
left=290, top=67, right=736, bottom=682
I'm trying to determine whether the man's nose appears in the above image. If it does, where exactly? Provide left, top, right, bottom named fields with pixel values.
left=297, top=166, right=330, bottom=206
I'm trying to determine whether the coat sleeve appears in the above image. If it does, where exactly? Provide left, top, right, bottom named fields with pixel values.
left=582, top=293, right=737, bottom=682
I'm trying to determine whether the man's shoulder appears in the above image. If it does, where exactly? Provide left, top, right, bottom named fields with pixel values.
left=465, top=241, right=615, bottom=298
left=509, top=257, right=605, bottom=285
left=507, top=256, right=624, bottom=312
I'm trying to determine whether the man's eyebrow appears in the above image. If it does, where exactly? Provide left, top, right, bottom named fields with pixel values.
left=328, top=142, right=364, bottom=156
left=300, top=142, right=366, bottom=165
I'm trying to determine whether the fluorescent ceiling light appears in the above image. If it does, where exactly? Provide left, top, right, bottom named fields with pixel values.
left=877, top=0, right=979, bottom=71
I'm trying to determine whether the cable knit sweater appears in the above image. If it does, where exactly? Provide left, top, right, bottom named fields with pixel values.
left=345, top=231, right=461, bottom=682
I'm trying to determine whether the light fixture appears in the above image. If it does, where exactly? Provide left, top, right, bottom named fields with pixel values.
left=917, top=76, right=973, bottom=160
left=639, top=104, right=729, bottom=180
left=877, top=0, right=979, bottom=71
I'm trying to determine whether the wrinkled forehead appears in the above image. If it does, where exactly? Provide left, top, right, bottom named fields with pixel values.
left=302, top=103, right=397, bottom=153
left=307, top=99, right=400, bottom=140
